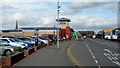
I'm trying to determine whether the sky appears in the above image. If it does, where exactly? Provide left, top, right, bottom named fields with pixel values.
left=0, top=0, right=120, bottom=33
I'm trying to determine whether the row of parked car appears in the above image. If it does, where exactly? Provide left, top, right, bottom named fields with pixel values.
left=0, top=36, right=66, bottom=56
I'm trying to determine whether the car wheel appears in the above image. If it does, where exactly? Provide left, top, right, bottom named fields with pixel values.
left=4, top=50, right=12, bottom=56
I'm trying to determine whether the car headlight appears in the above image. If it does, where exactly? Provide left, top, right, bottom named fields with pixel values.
left=11, top=48, right=14, bottom=52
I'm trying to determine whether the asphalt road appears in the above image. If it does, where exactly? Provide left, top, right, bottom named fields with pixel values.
left=70, top=38, right=120, bottom=68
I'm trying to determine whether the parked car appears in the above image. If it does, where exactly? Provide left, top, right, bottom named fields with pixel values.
left=31, top=37, right=44, bottom=46
left=39, top=37, right=49, bottom=44
left=59, top=37, right=64, bottom=41
left=0, top=41, right=21, bottom=56
left=43, top=37, right=52, bottom=43
left=12, top=38, right=30, bottom=48
left=47, top=38, right=52, bottom=42
left=16, top=37, right=35, bottom=47
left=0, top=38, right=26, bottom=50
left=0, top=40, right=21, bottom=51
left=54, top=37, right=61, bottom=42
left=3, top=36, right=31, bottom=48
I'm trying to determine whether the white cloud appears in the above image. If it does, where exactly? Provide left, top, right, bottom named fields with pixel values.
left=2, top=0, right=120, bottom=2
left=2, top=9, right=57, bottom=30
left=1, top=1, right=118, bottom=32
left=68, top=15, right=117, bottom=31
left=2, top=2, right=50, bottom=14
left=13, top=13, right=23, bottom=20
left=104, top=3, right=118, bottom=12
left=67, top=2, right=103, bottom=14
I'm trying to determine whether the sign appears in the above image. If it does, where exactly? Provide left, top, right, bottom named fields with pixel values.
left=57, top=29, right=59, bottom=32
left=73, top=32, right=76, bottom=36
left=42, top=35, right=45, bottom=37
left=60, top=22, right=66, bottom=24
left=76, top=32, right=78, bottom=36
left=66, top=27, right=69, bottom=35
left=73, top=32, right=78, bottom=36
left=66, top=35, right=69, bottom=39
left=104, top=30, right=112, bottom=32
left=34, top=29, right=39, bottom=36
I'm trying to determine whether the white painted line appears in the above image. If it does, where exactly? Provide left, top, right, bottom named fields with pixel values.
left=95, top=60, right=98, bottom=64
left=111, top=53, right=115, bottom=57
left=113, top=61, right=120, bottom=66
left=93, top=56, right=96, bottom=59
left=106, top=53, right=110, bottom=56
left=104, top=53, right=107, bottom=56
left=116, top=61, right=120, bottom=66
left=89, top=39, right=104, bottom=45
left=114, top=46, right=118, bottom=48
left=104, top=49, right=112, bottom=54
left=84, top=41, right=101, bottom=68
left=91, top=53, right=94, bottom=56
left=112, top=57, right=118, bottom=60
left=108, top=57, right=112, bottom=60
left=98, top=65, right=101, bottom=68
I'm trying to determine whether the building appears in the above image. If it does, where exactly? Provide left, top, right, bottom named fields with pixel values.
left=2, top=30, right=23, bottom=37
left=78, top=31, right=94, bottom=36
left=56, top=17, right=72, bottom=39
left=20, top=26, right=58, bottom=38
left=2, top=17, right=74, bottom=39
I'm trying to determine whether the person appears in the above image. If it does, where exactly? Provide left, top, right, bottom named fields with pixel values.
left=35, top=37, right=38, bottom=46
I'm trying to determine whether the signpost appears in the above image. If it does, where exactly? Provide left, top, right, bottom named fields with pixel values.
left=34, top=29, right=39, bottom=37
left=73, top=32, right=78, bottom=36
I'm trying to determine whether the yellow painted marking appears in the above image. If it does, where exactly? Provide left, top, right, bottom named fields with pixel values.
left=67, top=42, right=82, bottom=68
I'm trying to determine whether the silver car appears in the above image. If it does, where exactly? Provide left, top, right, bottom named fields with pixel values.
left=0, top=44, right=14, bottom=56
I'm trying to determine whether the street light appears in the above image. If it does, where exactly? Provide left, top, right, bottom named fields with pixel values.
left=57, top=0, right=60, bottom=49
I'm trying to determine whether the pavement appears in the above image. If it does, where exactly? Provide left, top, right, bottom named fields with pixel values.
left=14, top=39, right=75, bottom=66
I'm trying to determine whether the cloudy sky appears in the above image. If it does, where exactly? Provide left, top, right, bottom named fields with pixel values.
left=0, top=0, right=120, bottom=32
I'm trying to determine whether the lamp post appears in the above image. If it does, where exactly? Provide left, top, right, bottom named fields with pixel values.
left=57, top=0, right=60, bottom=49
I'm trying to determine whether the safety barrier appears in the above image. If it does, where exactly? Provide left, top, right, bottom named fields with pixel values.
left=2, top=52, right=25, bottom=66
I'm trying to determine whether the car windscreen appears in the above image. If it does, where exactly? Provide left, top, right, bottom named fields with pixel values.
left=14, top=39, right=22, bottom=42
left=39, top=37, right=45, bottom=40
left=17, top=38, right=31, bottom=41
left=9, top=39, right=16, bottom=42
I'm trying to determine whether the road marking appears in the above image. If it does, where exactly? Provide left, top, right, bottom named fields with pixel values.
left=95, top=60, right=98, bottom=64
left=104, top=49, right=120, bottom=66
left=108, top=57, right=112, bottom=60
left=89, top=39, right=119, bottom=48
left=93, top=56, right=96, bottom=59
left=89, top=39, right=104, bottom=45
left=67, top=42, right=82, bottom=68
left=84, top=41, right=101, bottom=68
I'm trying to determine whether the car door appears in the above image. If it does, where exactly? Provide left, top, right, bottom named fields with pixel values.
left=0, top=44, right=3, bottom=55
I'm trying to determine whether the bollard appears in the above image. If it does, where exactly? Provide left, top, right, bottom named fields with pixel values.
left=52, top=43, right=54, bottom=45
left=47, top=44, right=49, bottom=46
left=40, top=46, right=44, bottom=48
left=29, top=48, right=35, bottom=55
left=37, top=46, right=40, bottom=50
left=24, top=50, right=29, bottom=56
left=34, top=46, right=37, bottom=51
